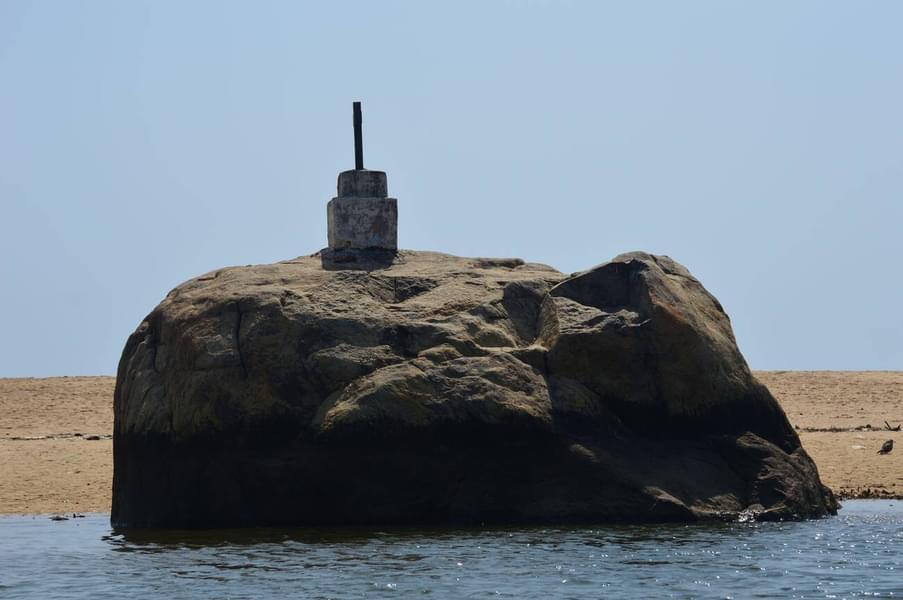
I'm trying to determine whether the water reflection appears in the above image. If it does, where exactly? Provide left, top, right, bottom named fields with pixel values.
left=2, top=501, right=901, bottom=599
left=106, top=519, right=727, bottom=550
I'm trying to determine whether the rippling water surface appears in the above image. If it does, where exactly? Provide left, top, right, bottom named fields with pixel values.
left=1, top=500, right=901, bottom=598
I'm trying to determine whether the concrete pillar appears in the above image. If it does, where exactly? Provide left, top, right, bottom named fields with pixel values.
left=327, top=170, right=398, bottom=251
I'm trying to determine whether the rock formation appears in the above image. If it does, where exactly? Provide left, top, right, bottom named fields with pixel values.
left=112, top=250, right=836, bottom=528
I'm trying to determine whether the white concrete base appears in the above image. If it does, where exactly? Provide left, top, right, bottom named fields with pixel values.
left=327, top=196, right=398, bottom=251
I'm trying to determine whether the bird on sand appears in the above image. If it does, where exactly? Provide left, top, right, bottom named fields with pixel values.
left=877, top=439, right=893, bottom=454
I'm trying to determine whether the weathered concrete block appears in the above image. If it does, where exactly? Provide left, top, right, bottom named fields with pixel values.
left=327, top=169, right=397, bottom=251
left=337, top=170, right=388, bottom=198
left=327, top=196, right=398, bottom=250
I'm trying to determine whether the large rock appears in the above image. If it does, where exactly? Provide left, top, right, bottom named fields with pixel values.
left=112, top=250, right=836, bottom=528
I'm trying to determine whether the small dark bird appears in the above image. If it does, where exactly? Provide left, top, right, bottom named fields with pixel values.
left=878, top=439, right=893, bottom=454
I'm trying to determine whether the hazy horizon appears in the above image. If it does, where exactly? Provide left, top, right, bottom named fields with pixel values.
left=2, top=1, right=901, bottom=377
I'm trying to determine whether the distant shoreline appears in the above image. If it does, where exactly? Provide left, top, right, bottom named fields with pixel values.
left=837, top=489, right=902, bottom=500
left=1, top=372, right=900, bottom=515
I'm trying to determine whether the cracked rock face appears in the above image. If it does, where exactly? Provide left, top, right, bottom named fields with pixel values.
left=112, top=250, right=836, bottom=528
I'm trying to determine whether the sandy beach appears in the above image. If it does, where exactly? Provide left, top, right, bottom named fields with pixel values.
left=756, top=371, right=902, bottom=499
left=0, top=372, right=900, bottom=515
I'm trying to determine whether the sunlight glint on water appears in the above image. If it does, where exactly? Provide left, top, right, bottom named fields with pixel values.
left=1, top=500, right=901, bottom=598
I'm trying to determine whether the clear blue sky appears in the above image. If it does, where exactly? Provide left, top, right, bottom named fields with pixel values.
left=1, top=1, right=901, bottom=377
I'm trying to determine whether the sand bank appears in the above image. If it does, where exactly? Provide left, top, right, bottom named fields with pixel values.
left=1, top=372, right=900, bottom=515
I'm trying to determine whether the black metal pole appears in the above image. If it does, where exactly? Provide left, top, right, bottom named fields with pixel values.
left=353, top=102, right=363, bottom=170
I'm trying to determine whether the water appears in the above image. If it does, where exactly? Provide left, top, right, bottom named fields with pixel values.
left=1, top=501, right=901, bottom=599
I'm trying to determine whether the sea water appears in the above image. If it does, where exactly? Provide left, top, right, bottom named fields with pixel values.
left=1, top=500, right=900, bottom=598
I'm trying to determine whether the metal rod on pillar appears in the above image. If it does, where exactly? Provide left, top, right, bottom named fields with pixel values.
left=353, top=102, right=363, bottom=170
